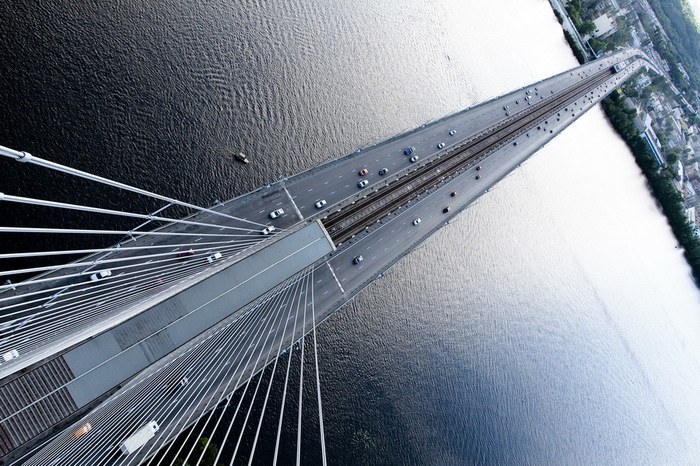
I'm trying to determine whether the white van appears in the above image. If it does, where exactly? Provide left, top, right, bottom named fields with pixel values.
left=119, top=421, right=159, bottom=455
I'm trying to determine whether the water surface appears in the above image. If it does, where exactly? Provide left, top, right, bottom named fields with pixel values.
left=2, top=0, right=700, bottom=463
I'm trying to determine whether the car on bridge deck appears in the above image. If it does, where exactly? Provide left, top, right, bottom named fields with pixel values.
left=404, top=146, right=414, bottom=155
left=358, top=168, right=368, bottom=176
left=315, top=199, right=327, bottom=208
left=409, top=155, right=419, bottom=163
left=207, top=252, right=222, bottom=263
left=413, top=218, right=422, bottom=226
left=269, top=208, right=284, bottom=219
left=178, top=249, right=195, bottom=258
left=443, top=207, right=451, bottom=213
left=167, top=377, right=189, bottom=393
left=90, top=270, right=111, bottom=281
left=437, top=142, right=445, bottom=149
left=261, top=226, right=276, bottom=235
left=379, top=168, right=388, bottom=176
left=449, top=130, right=456, bottom=136
left=358, top=179, right=369, bottom=188
left=353, top=255, right=363, bottom=264
left=73, top=423, right=92, bottom=439
left=2, top=349, right=19, bottom=363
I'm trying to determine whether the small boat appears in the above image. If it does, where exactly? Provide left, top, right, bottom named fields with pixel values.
left=235, top=152, right=249, bottom=164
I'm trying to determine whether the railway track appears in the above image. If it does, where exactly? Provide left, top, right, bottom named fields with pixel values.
left=323, top=67, right=614, bottom=244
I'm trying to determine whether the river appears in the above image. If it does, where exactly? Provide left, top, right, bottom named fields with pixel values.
left=2, top=0, right=700, bottom=463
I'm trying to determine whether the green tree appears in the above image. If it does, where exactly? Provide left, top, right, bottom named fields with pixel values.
left=589, top=36, right=610, bottom=53
left=623, top=85, right=639, bottom=98
left=580, top=20, right=596, bottom=35
left=666, top=151, right=679, bottom=166
left=566, top=0, right=585, bottom=28
left=609, top=18, right=633, bottom=47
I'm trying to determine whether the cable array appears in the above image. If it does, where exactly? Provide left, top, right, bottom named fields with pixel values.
left=19, top=264, right=327, bottom=466
left=0, top=146, right=285, bottom=362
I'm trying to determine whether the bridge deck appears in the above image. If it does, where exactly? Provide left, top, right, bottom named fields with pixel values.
left=0, top=221, right=333, bottom=461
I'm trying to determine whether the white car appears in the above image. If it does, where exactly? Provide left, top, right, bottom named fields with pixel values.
left=269, top=208, right=284, bottom=219
left=437, top=142, right=445, bottom=149
left=261, top=226, right=275, bottom=235
left=413, top=218, right=422, bottom=226
left=315, top=200, right=327, bottom=208
left=1, top=349, right=19, bottom=363
left=409, top=156, right=419, bottom=163
left=90, top=270, right=112, bottom=281
left=449, top=130, right=456, bottom=136
left=358, top=179, right=369, bottom=188
left=207, top=252, right=222, bottom=263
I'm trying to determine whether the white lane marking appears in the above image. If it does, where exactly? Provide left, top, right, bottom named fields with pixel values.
left=327, top=262, right=345, bottom=293
left=283, top=185, right=304, bottom=220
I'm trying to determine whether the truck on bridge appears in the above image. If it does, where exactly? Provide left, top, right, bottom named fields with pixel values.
left=118, top=421, right=159, bottom=456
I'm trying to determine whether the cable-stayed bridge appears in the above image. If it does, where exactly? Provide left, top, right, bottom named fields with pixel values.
left=0, top=49, right=649, bottom=465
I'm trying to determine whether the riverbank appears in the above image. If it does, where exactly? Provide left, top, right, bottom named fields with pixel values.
left=548, top=0, right=589, bottom=61
left=550, top=2, right=700, bottom=286
left=600, top=93, right=700, bottom=284
left=548, top=0, right=588, bottom=64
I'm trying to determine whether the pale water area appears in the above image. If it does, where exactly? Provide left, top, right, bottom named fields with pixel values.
left=2, top=0, right=700, bottom=463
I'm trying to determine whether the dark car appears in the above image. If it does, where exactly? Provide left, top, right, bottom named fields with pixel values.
left=379, top=168, right=388, bottom=175
left=404, top=147, right=414, bottom=155
left=443, top=207, right=451, bottom=213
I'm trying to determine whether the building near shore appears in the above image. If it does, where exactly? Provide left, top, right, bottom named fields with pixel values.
left=588, top=13, right=617, bottom=39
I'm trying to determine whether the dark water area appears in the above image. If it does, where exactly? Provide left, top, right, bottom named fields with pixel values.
left=3, top=0, right=700, bottom=464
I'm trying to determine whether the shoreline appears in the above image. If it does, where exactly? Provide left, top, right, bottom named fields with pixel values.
left=548, top=2, right=700, bottom=286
